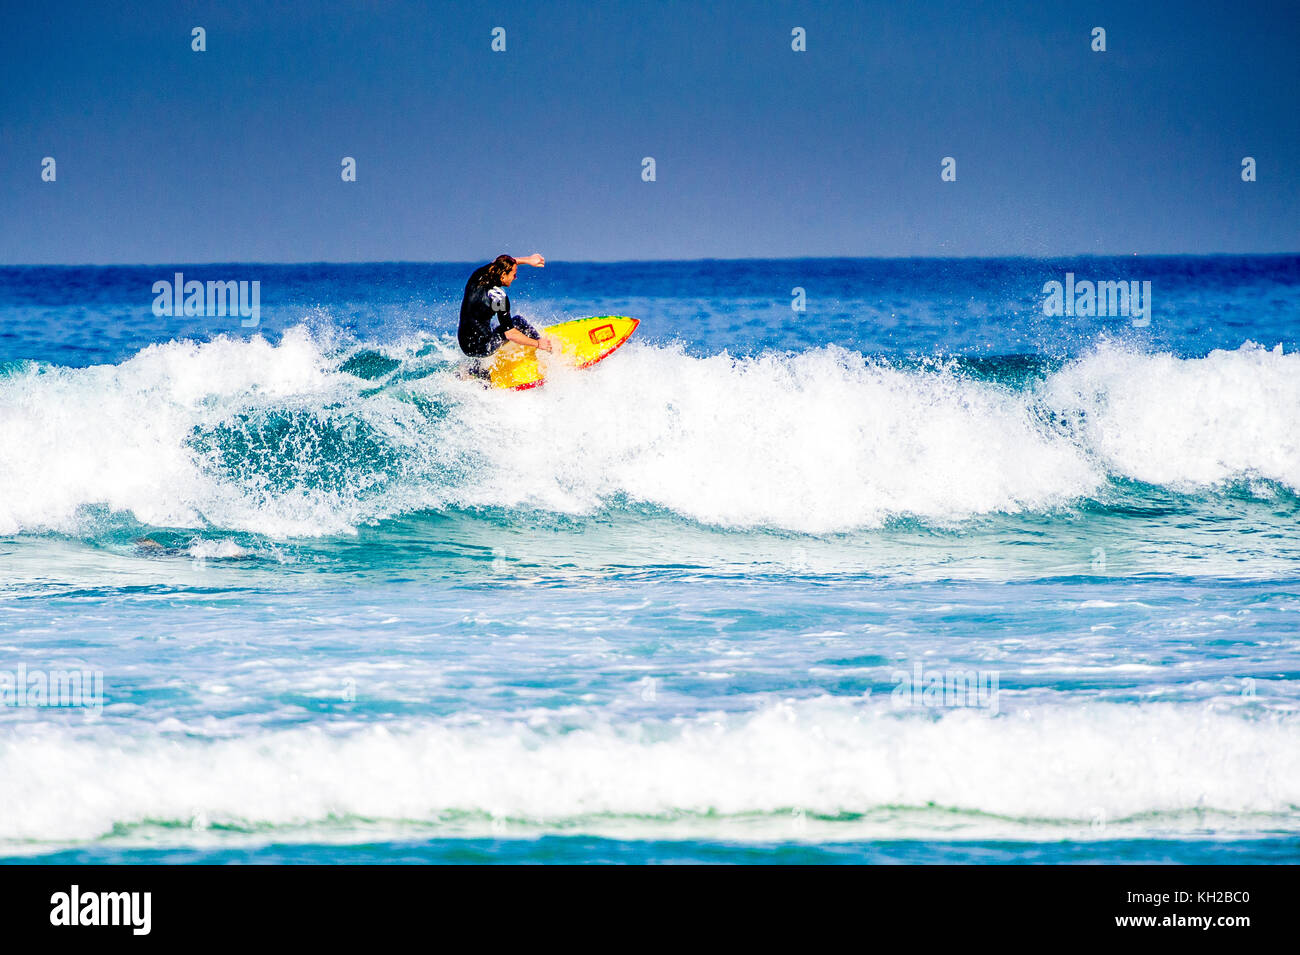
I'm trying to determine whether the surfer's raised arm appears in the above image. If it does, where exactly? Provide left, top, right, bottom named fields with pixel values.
left=507, top=254, right=547, bottom=348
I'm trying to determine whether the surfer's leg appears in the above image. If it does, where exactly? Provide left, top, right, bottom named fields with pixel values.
left=458, top=328, right=507, bottom=383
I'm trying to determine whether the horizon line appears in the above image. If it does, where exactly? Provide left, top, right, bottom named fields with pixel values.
left=3, top=251, right=1299, bottom=268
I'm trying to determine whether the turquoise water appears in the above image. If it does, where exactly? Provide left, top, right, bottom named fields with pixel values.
left=1, top=258, right=1298, bottom=863
left=14, top=837, right=1300, bottom=865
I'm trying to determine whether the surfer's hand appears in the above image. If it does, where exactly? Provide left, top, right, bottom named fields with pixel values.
left=519, top=253, right=545, bottom=268
left=537, top=335, right=554, bottom=352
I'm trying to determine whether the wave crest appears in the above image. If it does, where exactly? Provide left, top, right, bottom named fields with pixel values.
left=1, top=329, right=1296, bottom=536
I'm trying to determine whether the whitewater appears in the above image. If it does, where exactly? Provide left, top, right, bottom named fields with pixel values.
left=2, top=328, right=1298, bottom=538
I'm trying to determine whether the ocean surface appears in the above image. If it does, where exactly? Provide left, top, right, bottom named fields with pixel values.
left=1, top=257, right=1298, bottom=864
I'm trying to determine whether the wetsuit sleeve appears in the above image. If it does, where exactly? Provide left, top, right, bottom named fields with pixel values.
left=508, top=314, right=541, bottom=339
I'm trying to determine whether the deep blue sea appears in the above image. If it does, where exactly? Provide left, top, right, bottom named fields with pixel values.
left=1, top=257, right=1298, bottom=864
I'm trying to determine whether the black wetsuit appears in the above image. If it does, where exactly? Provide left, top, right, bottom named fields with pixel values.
left=458, top=265, right=541, bottom=357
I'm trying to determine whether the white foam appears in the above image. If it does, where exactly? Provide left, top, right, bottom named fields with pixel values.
left=0, top=328, right=350, bottom=536
left=185, top=538, right=250, bottom=559
left=1, top=700, right=1295, bottom=845
left=462, top=344, right=1101, bottom=531
left=1043, top=341, right=1300, bottom=490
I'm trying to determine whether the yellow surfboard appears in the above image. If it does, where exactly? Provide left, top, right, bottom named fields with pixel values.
left=487, top=315, right=640, bottom=390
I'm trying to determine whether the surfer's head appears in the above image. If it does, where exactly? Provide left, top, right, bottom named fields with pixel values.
left=480, top=254, right=517, bottom=287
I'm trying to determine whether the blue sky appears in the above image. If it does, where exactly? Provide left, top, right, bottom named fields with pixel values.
left=1, top=0, right=1297, bottom=263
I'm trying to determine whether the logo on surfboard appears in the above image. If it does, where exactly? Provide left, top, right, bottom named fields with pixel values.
left=588, top=324, right=616, bottom=344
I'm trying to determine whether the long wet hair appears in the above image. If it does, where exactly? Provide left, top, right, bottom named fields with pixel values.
left=474, top=254, right=516, bottom=287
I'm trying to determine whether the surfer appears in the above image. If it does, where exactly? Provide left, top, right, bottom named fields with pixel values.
left=458, top=254, right=552, bottom=361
